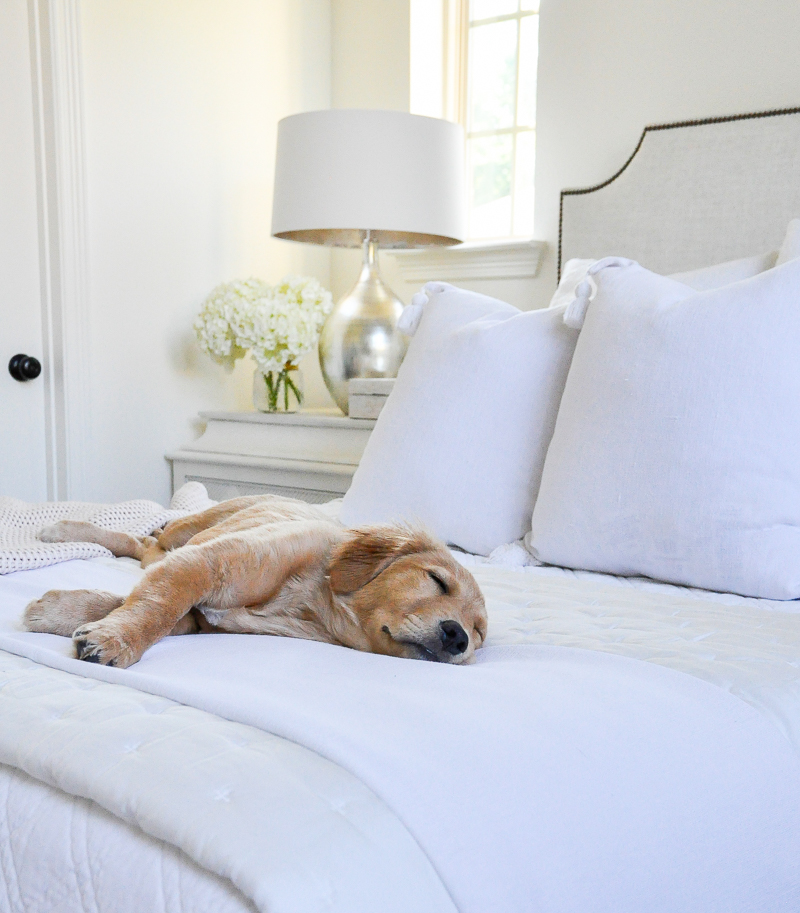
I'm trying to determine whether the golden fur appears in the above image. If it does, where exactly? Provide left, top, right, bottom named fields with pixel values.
left=23, top=495, right=487, bottom=669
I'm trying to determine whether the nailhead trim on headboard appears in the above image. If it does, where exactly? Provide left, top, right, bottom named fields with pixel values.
left=557, top=106, right=800, bottom=281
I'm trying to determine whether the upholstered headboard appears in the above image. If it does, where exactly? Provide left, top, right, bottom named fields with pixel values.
left=558, top=107, right=800, bottom=279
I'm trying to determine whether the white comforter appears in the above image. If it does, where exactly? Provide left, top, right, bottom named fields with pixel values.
left=1, top=556, right=800, bottom=912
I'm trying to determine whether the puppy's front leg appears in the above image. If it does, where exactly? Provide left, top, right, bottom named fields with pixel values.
left=72, top=525, right=333, bottom=667
left=71, top=549, right=220, bottom=667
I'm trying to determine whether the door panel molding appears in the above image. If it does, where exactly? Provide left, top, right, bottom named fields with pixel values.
left=28, top=0, right=90, bottom=499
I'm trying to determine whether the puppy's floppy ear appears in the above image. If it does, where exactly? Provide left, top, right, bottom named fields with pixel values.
left=329, top=526, right=438, bottom=594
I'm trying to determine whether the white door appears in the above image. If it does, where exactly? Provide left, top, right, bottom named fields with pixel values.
left=0, top=0, right=49, bottom=501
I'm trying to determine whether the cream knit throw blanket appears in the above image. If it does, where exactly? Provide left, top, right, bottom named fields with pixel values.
left=0, top=482, right=215, bottom=574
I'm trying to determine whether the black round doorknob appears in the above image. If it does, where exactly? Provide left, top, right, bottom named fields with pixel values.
left=8, top=354, right=42, bottom=382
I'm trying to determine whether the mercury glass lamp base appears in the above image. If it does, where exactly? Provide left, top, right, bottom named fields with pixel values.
left=318, top=237, right=408, bottom=414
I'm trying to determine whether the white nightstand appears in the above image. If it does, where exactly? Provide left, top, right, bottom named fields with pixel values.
left=166, top=410, right=376, bottom=503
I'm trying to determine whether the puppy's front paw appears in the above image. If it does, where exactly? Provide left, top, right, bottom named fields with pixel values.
left=39, top=520, right=96, bottom=544
left=72, top=619, right=141, bottom=668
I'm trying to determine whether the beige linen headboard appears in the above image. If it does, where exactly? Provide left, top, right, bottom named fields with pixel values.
left=558, top=107, right=800, bottom=279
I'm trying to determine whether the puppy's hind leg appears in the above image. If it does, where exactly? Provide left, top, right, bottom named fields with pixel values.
left=155, top=498, right=263, bottom=552
left=24, top=589, right=125, bottom=637
left=39, top=520, right=154, bottom=562
left=23, top=588, right=199, bottom=638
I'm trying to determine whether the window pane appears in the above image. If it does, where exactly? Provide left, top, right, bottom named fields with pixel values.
left=519, top=0, right=539, bottom=11
left=512, top=130, right=535, bottom=236
left=516, top=14, right=538, bottom=128
left=468, top=20, right=518, bottom=132
left=468, top=134, right=513, bottom=238
left=470, top=0, right=518, bottom=20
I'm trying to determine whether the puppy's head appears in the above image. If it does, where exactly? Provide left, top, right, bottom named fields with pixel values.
left=329, top=526, right=487, bottom=664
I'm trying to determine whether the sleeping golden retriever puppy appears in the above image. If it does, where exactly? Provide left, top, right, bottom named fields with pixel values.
left=23, top=495, right=487, bottom=669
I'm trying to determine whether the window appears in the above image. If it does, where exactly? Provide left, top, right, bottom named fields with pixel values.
left=410, top=0, right=539, bottom=240
left=465, top=1, right=537, bottom=239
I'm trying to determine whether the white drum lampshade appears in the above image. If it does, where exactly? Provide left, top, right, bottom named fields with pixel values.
left=271, top=109, right=466, bottom=414
left=272, top=109, right=466, bottom=248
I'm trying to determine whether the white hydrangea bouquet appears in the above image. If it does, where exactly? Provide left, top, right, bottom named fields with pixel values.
left=194, top=275, right=333, bottom=412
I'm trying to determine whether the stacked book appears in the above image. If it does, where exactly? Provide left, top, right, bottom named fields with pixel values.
left=347, top=378, right=396, bottom=419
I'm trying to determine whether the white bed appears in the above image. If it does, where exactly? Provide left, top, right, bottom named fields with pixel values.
left=3, top=554, right=800, bottom=913
left=3, top=108, right=800, bottom=912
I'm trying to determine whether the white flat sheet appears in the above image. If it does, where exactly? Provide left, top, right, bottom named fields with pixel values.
left=0, top=650, right=451, bottom=913
left=1, top=557, right=800, bottom=912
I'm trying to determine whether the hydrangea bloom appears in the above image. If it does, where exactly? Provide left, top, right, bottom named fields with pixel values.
left=194, top=275, right=333, bottom=374
left=193, top=278, right=266, bottom=371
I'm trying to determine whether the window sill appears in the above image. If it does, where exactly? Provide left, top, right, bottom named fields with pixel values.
left=389, top=238, right=546, bottom=283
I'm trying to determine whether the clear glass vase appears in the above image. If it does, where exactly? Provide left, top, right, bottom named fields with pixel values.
left=252, top=364, right=304, bottom=413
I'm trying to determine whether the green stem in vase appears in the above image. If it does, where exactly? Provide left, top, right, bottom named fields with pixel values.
left=262, top=366, right=301, bottom=412
left=285, top=372, right=303, bottom=406
left=264, top=372, right=279, bottom=411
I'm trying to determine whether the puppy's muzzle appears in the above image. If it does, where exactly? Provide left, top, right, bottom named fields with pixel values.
left=439, top=620, right=469, bottom=656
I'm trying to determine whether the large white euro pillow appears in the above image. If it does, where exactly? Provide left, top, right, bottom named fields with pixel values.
left=551, top=251, right=777, bottom=312
left=669, top=250, right=778, bottom=289
left=528, top=258, right=800, bottom=600
left=339, top=283, right=579, bottom=556
left=552, top=216, right=800, bottom=309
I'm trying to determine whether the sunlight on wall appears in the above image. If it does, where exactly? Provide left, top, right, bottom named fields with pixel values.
left=410, top=0, right=444, bottom=119
left=81, top=0, right=332, bottom=502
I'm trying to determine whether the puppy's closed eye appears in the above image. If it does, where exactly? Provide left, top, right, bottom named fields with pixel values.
left=428, top=570, right=448, bottom=594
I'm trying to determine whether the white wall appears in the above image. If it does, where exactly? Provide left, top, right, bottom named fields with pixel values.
left=409, top=0, right=444, bottom=120
left=331, top=0, right=410, bottom=113
left=532, top=0, right=800, bottom=308
left=79, top=0, right=331, bottom=503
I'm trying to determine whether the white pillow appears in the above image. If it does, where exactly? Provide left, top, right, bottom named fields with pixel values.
left=339, top=282, right=579, bottom=556
left=669, top=250, right=778, bottom=289
left=551, top=220, right=800, bottom=308
left=553, top=250, right=778, bottom=311
left=529, top=258, right=800, bottom=600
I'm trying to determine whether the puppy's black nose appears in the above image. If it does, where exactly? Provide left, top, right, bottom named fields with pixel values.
left=440, top=620, right=469, bottom=655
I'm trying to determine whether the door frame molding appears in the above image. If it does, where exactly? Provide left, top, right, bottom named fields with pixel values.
left=28, top=0, right=90, bottom=499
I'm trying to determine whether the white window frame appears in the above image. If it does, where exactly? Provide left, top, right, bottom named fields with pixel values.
left=463, top=1, right=537, bottom=239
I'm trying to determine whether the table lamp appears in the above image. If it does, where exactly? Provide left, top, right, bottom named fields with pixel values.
left=271, top=109, right=466, bottom=413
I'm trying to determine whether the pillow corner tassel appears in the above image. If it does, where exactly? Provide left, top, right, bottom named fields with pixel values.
left=397, top=290, right=428, bottom=336
left=563, top=280, right=593, bottom=330
left=563, top=257, right=636, bottom=330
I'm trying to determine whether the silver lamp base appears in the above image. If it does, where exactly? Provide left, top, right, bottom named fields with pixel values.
left=319, top=236, right=408, bottom=414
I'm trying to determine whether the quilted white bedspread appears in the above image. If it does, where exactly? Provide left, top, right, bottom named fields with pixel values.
left=0, top=761, right=257, bottom=913
left=1, top=557, right=800, bottom=912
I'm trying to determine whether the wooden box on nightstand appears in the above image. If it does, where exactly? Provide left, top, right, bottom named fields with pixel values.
left=166, top=410, right=376, bottom=503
